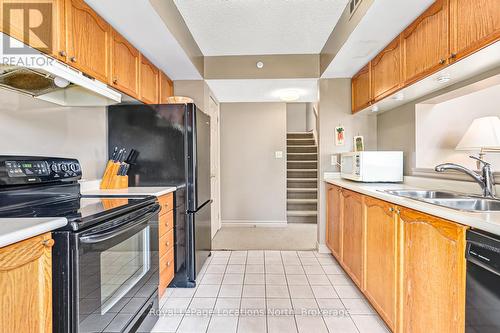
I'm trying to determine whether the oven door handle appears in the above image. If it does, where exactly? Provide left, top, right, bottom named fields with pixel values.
left=79, top=204, right=160, bottom=244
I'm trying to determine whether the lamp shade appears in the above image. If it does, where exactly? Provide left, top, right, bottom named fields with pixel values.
left=456, top=116, right=500, bottom=150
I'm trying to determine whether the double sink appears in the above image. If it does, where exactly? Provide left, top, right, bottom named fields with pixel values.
left=382, top=190, right=500, bottom=212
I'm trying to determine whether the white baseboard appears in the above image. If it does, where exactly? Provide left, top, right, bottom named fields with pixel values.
left=316, top=242, right=330, bottom=253
left=221, top=220, right=288, bottom=228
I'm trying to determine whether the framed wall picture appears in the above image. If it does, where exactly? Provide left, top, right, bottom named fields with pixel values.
left=354, top=136, right=364, bottom=152
left=335, top=126, right=345, bottom=146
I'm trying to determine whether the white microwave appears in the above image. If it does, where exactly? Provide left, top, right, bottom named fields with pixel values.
left=340, top=151, right=403, bottom=182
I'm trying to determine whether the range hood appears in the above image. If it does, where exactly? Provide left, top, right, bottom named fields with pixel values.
left=0, top=33, right=121, bottom=106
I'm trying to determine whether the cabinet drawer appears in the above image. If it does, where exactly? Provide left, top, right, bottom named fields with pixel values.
left=159, top=211, right=174, bottom=237
left=159, top=229, right=174, bottom=258
left=159, top=248, right=174, bottom=294
left=158, top=193, right=174, bottom=216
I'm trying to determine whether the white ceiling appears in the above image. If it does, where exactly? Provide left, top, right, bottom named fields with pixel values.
left=206, top=79, right=318, bottom=103
left=322, top=0, right=435, bottom=78
left=84, top=0, right=201, bottom=80
left=173, top=0, right=348, bottom=56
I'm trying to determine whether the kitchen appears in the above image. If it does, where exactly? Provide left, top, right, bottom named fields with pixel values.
left=0, top=0, right=499, bottom=333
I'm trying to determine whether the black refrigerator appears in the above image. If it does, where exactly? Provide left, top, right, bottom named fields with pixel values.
left=108, top=103, right=211, bottom=288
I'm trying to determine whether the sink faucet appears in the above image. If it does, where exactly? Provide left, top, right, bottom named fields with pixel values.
left=435, top=156, right=496, bottom=198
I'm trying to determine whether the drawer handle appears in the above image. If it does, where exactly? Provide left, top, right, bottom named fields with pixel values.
left=42, top=239, right=55, bottom=248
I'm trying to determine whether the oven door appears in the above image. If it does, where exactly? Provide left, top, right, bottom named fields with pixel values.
left=76, top=204, right=160, bottom=333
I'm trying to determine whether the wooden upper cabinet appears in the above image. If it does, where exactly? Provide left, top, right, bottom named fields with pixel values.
left=109, top=29, right=140, bottom=99
left=449, top=0, right=500, bottom=62
left=1, top=0, right=66, bottom=61
left=351, top=64, right=371, bottom=113
left=363, top=197, right=397, bottom=331
left=140, top=55, right=159, bottom=104
left=341, top=189, right=363, bottom=287
left=399, top=208, right=467, bottom=333
left=65, top=0, right=110, bottom=82
left=402, top=0, right=449, bottom=85
left=371, top=36, right=402, bottom=102
left=159, top=71, right=173, bottom=104
left=0, top=233, right=54, bottom=333
left=326, top=184, right=342, bottom=260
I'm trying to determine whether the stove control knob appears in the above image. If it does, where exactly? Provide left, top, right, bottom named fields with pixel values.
left=70, top=163, right=79, bottom=172
left=60, top=164, right=68, bottom=172
left=50, top=163, right=59, bottom=173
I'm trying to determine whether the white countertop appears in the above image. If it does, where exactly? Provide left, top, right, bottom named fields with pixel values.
left=0, top=218, right=67, bottom=248
left=82, top=186, right=176, bottom=197
left=325, top=176, right=500, bottom=236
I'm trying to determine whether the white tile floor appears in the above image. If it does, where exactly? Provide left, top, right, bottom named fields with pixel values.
left=151, top=251, right=390, bottom=333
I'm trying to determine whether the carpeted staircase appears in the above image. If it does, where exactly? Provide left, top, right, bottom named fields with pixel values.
left=286, top=132, right=318, bottom=224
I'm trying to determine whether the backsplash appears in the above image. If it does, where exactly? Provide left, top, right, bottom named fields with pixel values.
left=0, top=89, right=107, bottom=180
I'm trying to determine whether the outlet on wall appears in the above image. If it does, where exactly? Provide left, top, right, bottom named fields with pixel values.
left=275, top=151, right=283, bottom=159
left=331, top=154, right=340, bottom=166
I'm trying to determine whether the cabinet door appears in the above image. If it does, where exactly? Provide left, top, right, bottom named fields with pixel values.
left=351, top=64, right=371, bottom=113
left=341, top=189, right=363, bottom=287
left=449, top=0, right=500, bottom=62
left=371, top=36, right=402, bottom=102
left=140, top=55, right=159, bottom=104
left=364, top=197, right=397, bottom=331
left=159, top=71, right=173, bottom=104
left=65, top=0, right=110, bottom=82
left=326, top=184, right=342, bottom=260
left=110, top=29, right=139, bottom=99
left=399, top=208, right=466, bottom=333
left=402, top=0, right=449, bottom=85
left=1, top=0, right=66, bottom=61
left=0, top=233, right=54, bottom=333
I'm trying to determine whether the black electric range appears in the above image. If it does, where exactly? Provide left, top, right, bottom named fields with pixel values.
left=0, top=156, right=161, bottom=333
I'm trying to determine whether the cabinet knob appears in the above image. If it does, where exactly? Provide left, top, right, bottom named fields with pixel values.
left=59, top=50, right=66, bottom=57
left=112, top=78, right=118, bottom=85
left=70, top=56, right=77, bottom=63
left=450, top=53, right=457, bottom=59
left=42, top=239, right=55, bottom=248
left=167, top=261, right=171, bottom=267
left=166, top=241, right=170, bottom=247
left=439, top=59, right=446, bottom=65
left=389, top=207, right=394, bottom=212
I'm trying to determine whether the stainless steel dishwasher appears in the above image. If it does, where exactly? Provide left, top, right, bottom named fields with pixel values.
left=466, top=230, right=500, bottom=332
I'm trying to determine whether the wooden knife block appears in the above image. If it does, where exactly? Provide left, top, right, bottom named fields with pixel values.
left=100, top=161, right=128, bottom=189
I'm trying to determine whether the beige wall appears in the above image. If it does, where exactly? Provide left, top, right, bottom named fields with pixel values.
left=286, top=103, right=307, bottom=132
left=0, top=89, right=107, bottom=180
left=220, top=102, right=287, bottom=224
left=317, top=79, right=377, bottom=249
left=377, top=66, right=500, bottom=175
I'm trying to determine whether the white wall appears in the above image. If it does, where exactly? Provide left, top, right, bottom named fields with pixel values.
left=220, top=102, right=287, bottom=225
left=0, top=89, right=107, bottom=180
left=416, top=84, right=500, bottom=171
left=286, top=103, right=307, bottom=132
left=317, top=79, right=377, bottom=251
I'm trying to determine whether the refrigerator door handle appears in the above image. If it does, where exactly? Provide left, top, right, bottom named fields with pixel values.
left=187, top=199, right=213, bottom=214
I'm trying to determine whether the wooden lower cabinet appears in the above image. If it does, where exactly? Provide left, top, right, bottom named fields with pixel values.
left=326, top=185, right=468, bottom=333
left=326, top=184, right=342, bottom=260
left=363, top=197, right=398, bottom=331
left=341, top=189, right=363, bottom=287
left=158, top=192, right=175, bottom=297
left=399, top=207, right=467, bottom=333
left=0, top=233, right=54, bottom=333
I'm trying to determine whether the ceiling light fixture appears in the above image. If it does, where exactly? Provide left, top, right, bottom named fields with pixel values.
left=436, top=74, right=452, bottom=84
left=256, top=61, right=264, bottom=69
left=275, top=88, right=302, bottom=102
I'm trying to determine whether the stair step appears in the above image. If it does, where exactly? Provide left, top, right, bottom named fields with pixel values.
left=287, top=199, right=318, bottom=203
left=287, top=188, right=317, bottom=192
left=287, top=132, right=314, bottom=139
left=287, top=178, right=319, bottom=181
left=288, top=146, right=318, bottom=154
left=287, top=140, right=316, bottom=146
left=287, top=169, right=318, bottom=172
left=287, top=210, right=318, bottom=217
